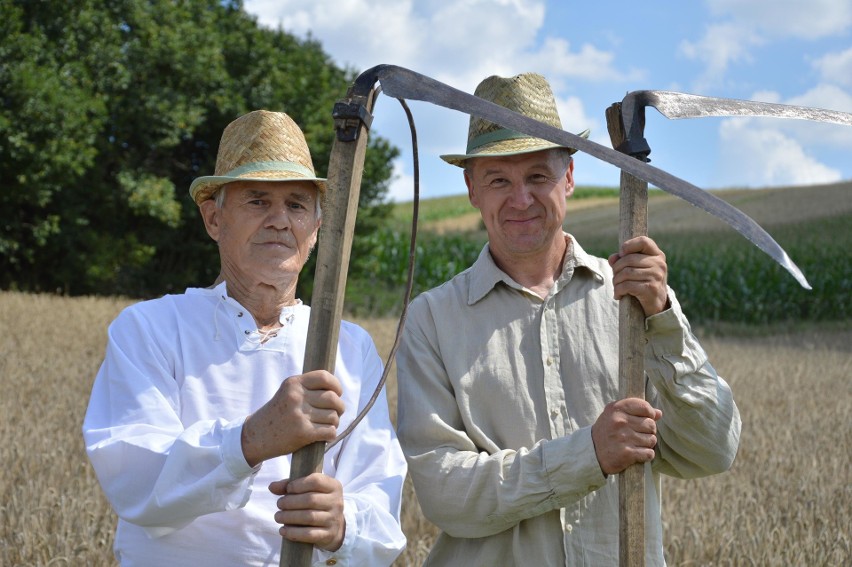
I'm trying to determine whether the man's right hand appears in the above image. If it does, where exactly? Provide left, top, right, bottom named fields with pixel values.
left=591, top=398, right=662, bottom=475
left=241, top=370, right=345, bottom=467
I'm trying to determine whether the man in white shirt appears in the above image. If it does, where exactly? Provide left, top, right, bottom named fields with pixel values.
left=83, top=110, right=406, bottom=566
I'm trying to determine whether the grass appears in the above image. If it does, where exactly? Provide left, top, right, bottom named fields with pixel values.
left=0, top=291, right=849, bottom=566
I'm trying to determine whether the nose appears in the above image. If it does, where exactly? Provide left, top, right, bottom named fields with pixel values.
left=265, top=203, right=292, bottom=230
left=507, top=182, right=535, bottom=209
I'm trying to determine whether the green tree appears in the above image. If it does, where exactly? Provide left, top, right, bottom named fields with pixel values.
left=0, top=0, right=397, bottom=298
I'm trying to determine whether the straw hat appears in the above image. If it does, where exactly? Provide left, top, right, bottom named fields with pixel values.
left=440, top=72, right=590, bottom=167
left=189, top=110, right=326, bottom=204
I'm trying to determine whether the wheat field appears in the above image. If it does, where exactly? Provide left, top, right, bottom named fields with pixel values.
left=0, top=291, right=849, bottom=566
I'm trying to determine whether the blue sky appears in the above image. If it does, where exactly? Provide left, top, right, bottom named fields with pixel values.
left=243, top=0, right=852, bottom=202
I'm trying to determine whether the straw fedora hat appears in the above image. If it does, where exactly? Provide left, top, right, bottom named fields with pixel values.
left=189, top=110, right=326, bottom=204
left=440, top=72, right=590, bottom=167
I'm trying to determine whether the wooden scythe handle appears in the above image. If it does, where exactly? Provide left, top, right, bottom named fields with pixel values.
left=279, top=87, right=378, bottom=567
left=606, top=102, right=648, bottom=567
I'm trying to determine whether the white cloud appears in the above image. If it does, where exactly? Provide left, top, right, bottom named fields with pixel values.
left=708, top=85, right=852, bottom=190
left=740, top=85, right=852, bottom=149
left=242, top=0, right=637, bottom=91
left=813, top=47, right=852, bottom=87
left=678, top=23, right=764, bottom=90
left=555, top=95, right=597, bottom=136
left=386, top=159, right=416, bottom=203
left=718, top=119, right=842, bottom=187
left=682, top=1, right=852, bottom=91
left=246, top=0, right=426, bottom=70
left=522, top=38, right=646, bottom=84
left=708, top=0, right=852, bottom=39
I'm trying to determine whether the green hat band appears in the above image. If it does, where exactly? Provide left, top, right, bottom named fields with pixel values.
left=466, top=128, right=529, bottom=153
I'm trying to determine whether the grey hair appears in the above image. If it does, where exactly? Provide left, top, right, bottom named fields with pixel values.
left=212, top=184, right=323, bottom=220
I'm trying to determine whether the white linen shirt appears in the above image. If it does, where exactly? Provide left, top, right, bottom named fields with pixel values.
left=396, top=235, right=741, bottom=566
left=83, top=282, right=406, bottom=566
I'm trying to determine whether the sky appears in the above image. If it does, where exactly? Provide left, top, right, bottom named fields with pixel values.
left=242, top=0, right=852, bottom=202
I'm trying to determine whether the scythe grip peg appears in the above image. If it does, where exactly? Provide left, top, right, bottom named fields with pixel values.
left=331, top=66, right=385, bottom=142
left=619, top=93, right=653, bottom=162
left=332, top=99, right=373, bottom=142
left=616, top=136, right=651, bottom=162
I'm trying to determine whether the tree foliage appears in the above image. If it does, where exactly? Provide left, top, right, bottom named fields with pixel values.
left=0, top=0, right=398, bottom=298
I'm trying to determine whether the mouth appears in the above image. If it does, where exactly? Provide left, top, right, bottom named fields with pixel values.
left=503, top=216, right=539, bottom=226
left=256, top=240, right=295, bottom=249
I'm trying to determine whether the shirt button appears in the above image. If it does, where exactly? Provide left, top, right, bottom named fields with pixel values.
left=566, top=524, right=573, bottom=533
left=325, top=560, right=338, bottom=566
left=546, top=357, right=553, bottom=366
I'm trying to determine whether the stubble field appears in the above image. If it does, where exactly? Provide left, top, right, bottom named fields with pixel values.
left=0, top=291, right=849, bottom=566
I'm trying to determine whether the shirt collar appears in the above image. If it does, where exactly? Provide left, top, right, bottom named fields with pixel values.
left=192, top=281, right=306, bottom=351
left=468, top=233, right=606, bottom=305
left=204, top=281, right=303, bottom=322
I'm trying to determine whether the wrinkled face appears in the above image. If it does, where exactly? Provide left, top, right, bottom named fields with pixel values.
left=465, top=149, right=574, bottom=261
left=200, top=180, right=321, bottom=285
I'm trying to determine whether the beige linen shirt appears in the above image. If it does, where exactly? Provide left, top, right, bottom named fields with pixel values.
left=397, top=235, right=741, bottom=566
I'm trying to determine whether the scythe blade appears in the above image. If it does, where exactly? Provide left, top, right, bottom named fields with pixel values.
left=368, top=64, right=852, bottom=290
left=629, top=90, right=852, bottom=125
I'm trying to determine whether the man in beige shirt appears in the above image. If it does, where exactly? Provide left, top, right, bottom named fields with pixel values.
left=396, top=73, right=741, bottom=566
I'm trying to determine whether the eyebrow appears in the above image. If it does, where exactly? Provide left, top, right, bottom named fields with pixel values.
left=243, top=188, right=315, bottom=202
left=480, top=163, right=554, bottom=177
left=480, top=167, right=507, bottom=177
left=288, top=191, right=315, bottom=203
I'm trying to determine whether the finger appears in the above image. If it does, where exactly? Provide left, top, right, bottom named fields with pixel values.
left=615, top=397, right=658, bottom=419
left=612, top=255, right=665, bottom=283
left=279, top=523, right=335, bottom=547
left=285, top=473, right=341, bottom=496
left=301, top=370, right=343, bottom=396
left=305, top=389, right=346, bottom=415
left=641, top=433, right=658, bottom=450
left=268, top=479, right=289, bottom=496
left=306, top=408, right=340, bottom=428
left=620, top=235, right=663, bottom=257
left=276, top=503, right=330, bottom=526
left=626, top=414, right=658, bottom=436
left=308, top=423, right=338, bottom=443
left=629, top=446, right=657, bottom=463
left=608, top=252, right=620, bottom=267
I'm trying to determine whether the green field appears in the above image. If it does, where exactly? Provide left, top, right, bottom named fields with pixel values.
left=354, top=181, right=852, bottom=329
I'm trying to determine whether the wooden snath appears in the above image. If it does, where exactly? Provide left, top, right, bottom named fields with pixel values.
left=279, top=82, right=378, bottom=567
left=606, top=102, right=649, bottom=567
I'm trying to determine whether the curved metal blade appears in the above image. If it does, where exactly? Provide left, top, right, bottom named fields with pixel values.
left=635, top=90, right=852, bottom=125
left=371, top=64, right=812, bottom=289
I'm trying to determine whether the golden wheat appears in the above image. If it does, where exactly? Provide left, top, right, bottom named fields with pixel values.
left=1, top=292, right=848, bottom=566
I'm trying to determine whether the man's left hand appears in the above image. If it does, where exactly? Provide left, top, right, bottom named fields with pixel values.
left=270, top=473, right=346, bottom=552
left=608, top=236, right=669, bottom=316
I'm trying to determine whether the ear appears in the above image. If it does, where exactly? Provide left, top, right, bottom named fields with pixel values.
left=564, top=159, right=575, bottom=200
left=464, top=170, right=480, bottom=209
left=199, top=200, right=221, bottom=242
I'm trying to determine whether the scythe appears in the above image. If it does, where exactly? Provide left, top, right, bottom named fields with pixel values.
left=280, top=64, right=851, bottom=566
